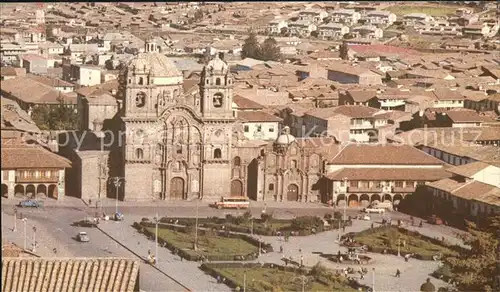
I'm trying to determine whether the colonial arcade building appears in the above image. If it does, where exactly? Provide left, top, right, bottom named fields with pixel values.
left=323, top=144, right=450, bottom=207
left=1, top=137, right=71, bottom=199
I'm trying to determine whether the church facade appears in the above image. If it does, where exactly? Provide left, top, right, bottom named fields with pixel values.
left=120, top=40, right=235, bottom=201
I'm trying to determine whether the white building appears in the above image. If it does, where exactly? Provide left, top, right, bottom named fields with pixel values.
left=329, top=9, right=361, bottom=25
left=364, top=10, right=397, bottom=26
left=267, top=19, right=288, bottom=36
left=351, top=25, right=384, bottom=39
left=317, top=23, right=350, bottom=40
left=298, top=9, right=329, bottom=24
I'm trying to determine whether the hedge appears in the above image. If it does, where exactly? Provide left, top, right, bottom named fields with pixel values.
left=133, top=221, right=273, bottom=262
left=347, top=226, right=465, bottom=260
left=158, top=216, right=352, bottom=236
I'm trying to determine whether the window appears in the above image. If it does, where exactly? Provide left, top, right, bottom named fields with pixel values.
left=176, top=145, right=182, bottom=154
left=291, top=160, right=298, bottom=168
left=206, top=79, right=209, bottom=85
left=213, top=93, right=223, bottom=108
left=216, top=78, right=221, bottom=85
left=268, top=183, right=274, bottom=191
left=340, top=180, right=345, bottom=187
left=35, top=171, right=40, bottom=178
left=214, top=148, right=222, bottom=159
left=361, top=181, right=369, bottom=188
left=139, top=77, right=143, bottom=85
left=45, top=170, right=51, bottom=177
left=244, top=125, right=249, bottom=132
left=233, top=157, right=241, bottom=167
left=395, top=181, right=403, bottom=188
left=269, top=126, right=274, bottom=132
left=135, top=92, right=146, bottom=108
left=136, top=148, right=144, bottom=159
left=2, top=171, right=9, bottom=181
left=405, top=181, right=414, bottom=187
left=256, top=125, right=262, bottom=132
left=350, top=181, right=359, bottom=188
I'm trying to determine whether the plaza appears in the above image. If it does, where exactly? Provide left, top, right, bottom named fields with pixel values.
left=1, top=197, right=464, bottom=291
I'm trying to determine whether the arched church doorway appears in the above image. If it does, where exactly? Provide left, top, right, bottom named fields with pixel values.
left=170, top=177, right=185, bottom=200
left=1, top=184, right=8, bottom=198
left=286, top=184, right=299, bottom=201
left=230, top=180, right=243, bottom=197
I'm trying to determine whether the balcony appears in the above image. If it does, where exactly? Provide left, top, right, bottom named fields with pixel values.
left=392, top=186, right=416, bottom=193
left=16, top=176, right=59, bottom=183
left=350, top=123, right=374, bottom=130
left=347, top=186, right=383, bottom=193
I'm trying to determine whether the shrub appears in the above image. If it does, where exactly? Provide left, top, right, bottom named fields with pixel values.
left=333, top=212, right=343, bottom=220
left=261, top=212, right=273, bottom=223
left=291, top=216, right=323, bottom=231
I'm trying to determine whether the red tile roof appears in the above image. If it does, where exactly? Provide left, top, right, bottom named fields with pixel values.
left=329, top=144, right=443, bottom=165
left=326, top=167, right=450, bottom=181
left=237, top=110, right=282, bottom=122
left=1, top=138, right=71, bottom=169
left=348, top=44, right=420, bottom=56
left=233, top=94, right=264, bottom=110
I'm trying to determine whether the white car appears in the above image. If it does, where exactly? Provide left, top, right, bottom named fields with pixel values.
left=363, top=208, right=385, bottom=214
left=362, top=215, right=371, bottom=221
left=77, top=232, right=90, bottom=242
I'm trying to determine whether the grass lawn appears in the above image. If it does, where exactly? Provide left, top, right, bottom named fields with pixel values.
left=354, top=227, right=458, bottom=258
left=239, top=221, right=290, bottom=230
left=144, top=227, right=258, bottom=257
left=383, top=5, right=458, bottom=17
left=214, top=267, right=358, bottom=292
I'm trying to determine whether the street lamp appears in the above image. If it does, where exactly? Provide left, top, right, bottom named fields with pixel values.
left=13, top=207, right=17, bottom=232
left=258, top=237, right=262, bottom=257
left=397, top=237, right=401, bottom=257
left=194, top=198, right=199, bottom=251
left=22, top=218, right=27, bottom=250
left=109, top=177, right=124, bottom=215
left=154, top=213, right=159, bottom=264
left=32, top=226, right=37, bottom=252
left=372, top=268, right=376, bottom=292
left=343, top=177, right=347, bottom=222
left=243, top=271, right=247, bottom=292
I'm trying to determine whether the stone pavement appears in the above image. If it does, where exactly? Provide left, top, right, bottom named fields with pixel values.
left=98, top=218, right=231, bottom=292
left=250, top=219, right=450, bottom=292
left=1, top=210, right=73, bottom=257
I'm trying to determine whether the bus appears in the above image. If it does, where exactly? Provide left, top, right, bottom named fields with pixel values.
left=212, top=197, right=250, bottom=209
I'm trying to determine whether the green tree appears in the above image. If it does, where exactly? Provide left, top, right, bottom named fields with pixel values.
left=259, top=37, right=282, bottom=62
left=241, top=30, right=261, bottom=60
left=443, top=215, right=500, bottom=292
left=31, top=98, right=79, bottom=130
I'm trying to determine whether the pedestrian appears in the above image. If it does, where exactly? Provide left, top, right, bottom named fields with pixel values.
left=419, top=220, right=423, bottom=228
left=371, top=223, right=374, bottom=229
left=342, top=225, right=346, bottom=232
left=402, top=240, right=406, bottom=248
left=148, top=249, right=151, bottom=256
left=217, top=275, right=221, bottom=283
left=300, top=255, right=304, bottom=267
left=299, top=248, right=302, bottom=253
left=404, top=254, right=409, bottom=262
left=280, top=245, right=283, bottom=253
left=395, top=269, right=401, bottom=278
left=53, top=248, right=57, bottom=254
left=89, top=199, right=92, bottom=206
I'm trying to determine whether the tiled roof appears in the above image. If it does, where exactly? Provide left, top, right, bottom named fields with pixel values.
left=1, top=78, right=76, bottom=105
left=347, top=44, right=420, bottom=56
left=26, top=74, right=74, bottom=88
left=237, top=110, right=282, bottom=122
left=76, top=80, right=119, bottom=97
left=329, top=144, right=443, bottom=165
left=326, top=167, right=450, bottom=181
left=446, top=161, right=491, bottom=178
left=1, top=257, right=139, bottom=292
left=453, top=181, right=497, bottom=200
left=427, top=178, right=464, bottom=193
left=445, top=110, right=495, bottom=123
left=346, top=90, right=378, bottom=102
left=233, top=95, right=264, bottom=110
left=1, top=138, right=71, bottom=169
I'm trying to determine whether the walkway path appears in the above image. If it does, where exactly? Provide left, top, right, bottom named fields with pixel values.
left=98, top=218, right=231, bottom=292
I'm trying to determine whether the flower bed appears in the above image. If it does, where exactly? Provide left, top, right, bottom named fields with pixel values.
left=200, top=262, right=366, bottom=292
left=157, top=215, right=352, bottom=236
left=346, top=226, right=462, bottom=260
left=133, top=221, right=272, bottom=262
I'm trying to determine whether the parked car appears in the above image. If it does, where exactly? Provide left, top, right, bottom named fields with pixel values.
left=363, top=208, right=385, bottom=214
left=77, top=232, right=90, bottom=242
left=18, top=200, right=43, bottom=208
left=114, top=212, right=124, bottom=221
left=73, top=218, right=99, bottom=227
left=427, top=215, right=443, bottom=225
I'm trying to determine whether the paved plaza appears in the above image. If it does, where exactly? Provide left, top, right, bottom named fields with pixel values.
left=1, top=197, right=462, bottom=292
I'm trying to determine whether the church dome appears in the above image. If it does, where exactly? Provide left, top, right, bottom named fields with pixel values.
left=127, top=52, right=182, bottom=78
left=275, top=126, right=295, bottom=145
left=205, top=53, right=229, bottom=73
